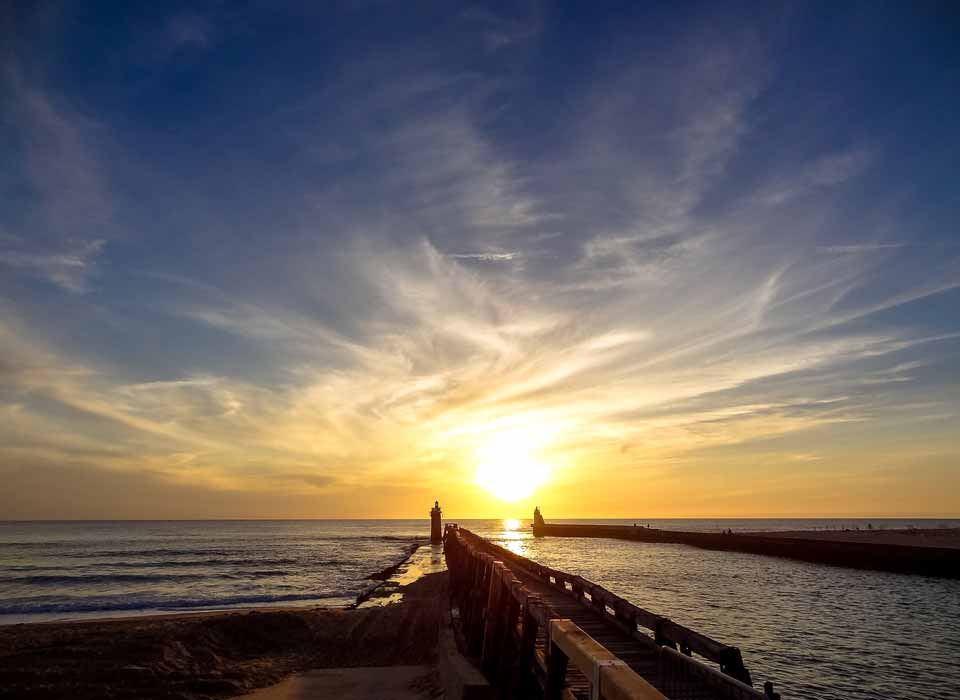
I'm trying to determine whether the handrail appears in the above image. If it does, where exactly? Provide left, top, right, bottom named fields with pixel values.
left=657, top=647, right=762, bottom=700
left=444, top=523, right=673, bottom=699
left=457, top=528, right=753, bottom=685
left=549, top=619, right=666, bottom=700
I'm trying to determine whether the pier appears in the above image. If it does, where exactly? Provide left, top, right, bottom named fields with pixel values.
left=444, top=524, right=776, bottom=700
left=530, top=519, right=960, bottom=579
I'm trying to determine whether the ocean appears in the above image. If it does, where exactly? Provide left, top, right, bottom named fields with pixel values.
left=1, top=518, right=958, bottom=700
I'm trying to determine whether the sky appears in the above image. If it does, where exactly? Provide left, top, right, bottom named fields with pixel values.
left=1, top=1, right=958, bottom=519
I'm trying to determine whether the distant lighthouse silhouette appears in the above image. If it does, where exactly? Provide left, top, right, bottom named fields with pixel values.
left=430, top=501, right=442, bottom=543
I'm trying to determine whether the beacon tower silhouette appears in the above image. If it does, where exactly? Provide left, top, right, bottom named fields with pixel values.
left=430, top=500, right=442, bottom=543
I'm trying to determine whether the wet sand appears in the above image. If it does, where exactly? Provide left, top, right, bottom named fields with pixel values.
left=0, top=554, right=448, bottom=700
left=357, top=543, right=446, bottom=608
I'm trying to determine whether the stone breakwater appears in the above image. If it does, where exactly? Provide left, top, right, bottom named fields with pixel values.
left=532, top=523, right=960, bottom=578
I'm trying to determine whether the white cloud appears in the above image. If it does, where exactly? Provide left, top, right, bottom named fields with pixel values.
left=450, top=252, right=519, bottom=261
left=1, top=63, right=113, bottom=292
left=0, top=239, right=106, bottom=292
left=819, top=243, right=905, bottom=254
left=2, top=6, right=958, bottom=516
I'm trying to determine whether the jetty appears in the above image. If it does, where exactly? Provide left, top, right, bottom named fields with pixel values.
left=529, top=516, right=960, bottom=579
left=444, top=523, right=777, bottom=700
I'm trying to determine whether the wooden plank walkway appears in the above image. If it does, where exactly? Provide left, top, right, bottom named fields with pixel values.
left=470, top=539, right=709, bottom=699
left=459, top=530, right=766, bottom=700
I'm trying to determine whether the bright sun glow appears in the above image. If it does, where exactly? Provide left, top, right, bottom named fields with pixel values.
left=504, top=518, right=520, bottom=531
left=475, top=428, right=552, bottom=502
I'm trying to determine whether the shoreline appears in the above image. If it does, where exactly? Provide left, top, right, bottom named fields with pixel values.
left=351, top=542, right=422, bottom=608
left=1, top=540, right=427, bottom=628
left=0, top=562, right=449, bottom=700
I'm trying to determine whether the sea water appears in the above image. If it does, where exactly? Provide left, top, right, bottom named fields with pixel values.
left=1, top=518, right=958, bottom=700
left=481, top=518, right=960, bottom=700
left=0, top=520, right=426, bottom=623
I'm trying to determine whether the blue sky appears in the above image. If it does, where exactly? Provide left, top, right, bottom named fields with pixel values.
left=1, top=1, right=958, bottom=518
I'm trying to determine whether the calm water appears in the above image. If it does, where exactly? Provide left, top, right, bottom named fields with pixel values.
left=476, top=519, right=960, bottom=700
left=1, top=518, right=958, bottom=700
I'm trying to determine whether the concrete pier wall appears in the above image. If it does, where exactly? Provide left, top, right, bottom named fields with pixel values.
left=531, top=523, right=959, bottom=578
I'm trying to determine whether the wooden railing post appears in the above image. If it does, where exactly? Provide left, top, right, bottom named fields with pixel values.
left=461, top=552, right=475, bottom=643
left=720, top=647, right=753, bottom=686
left=495, top=575, right=522, bottom=689
left=467, top=556, right=490, bottom=655
left=613, top=600, right=632, bottom=626
left=510, top=594, right=541, bottom=698
left=591, top=588, right=607, bottom=614
left=481, top=561, right=507, bottom=671
left=545, top=625, right=569, bottom=700
left=654, top=620, right=677, bottom=651
left=491, top=571, right=513, bottom=681
left=571, top=577, right=583, bottom=600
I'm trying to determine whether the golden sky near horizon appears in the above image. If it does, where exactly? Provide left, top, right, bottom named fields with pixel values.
left=3, top=264, right=958, bottom=521
left=3, top=3, right=959, bottom=520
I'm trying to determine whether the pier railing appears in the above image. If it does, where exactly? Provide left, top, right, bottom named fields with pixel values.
left=445, top=524, right=667, bottom=699
left=445, top=524, right=770, bottom=700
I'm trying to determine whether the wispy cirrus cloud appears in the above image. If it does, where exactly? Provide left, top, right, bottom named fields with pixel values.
left=449, top=252, right=520, bottom=262
left=819, top=243, right=906, bottom=254
left=1, top=1, right=958, bottom=517
left=0, top=62, right=112, bottom=292
left=0, top=238, right=106, bottom=292
left=757, top=147, right=873, bottom=206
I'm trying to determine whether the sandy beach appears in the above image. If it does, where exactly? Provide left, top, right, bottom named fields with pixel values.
left=0, top=569, right=447, bottom=700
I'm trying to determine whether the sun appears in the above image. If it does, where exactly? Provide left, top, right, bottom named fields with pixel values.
left=474, top=428, right=552, bottom=502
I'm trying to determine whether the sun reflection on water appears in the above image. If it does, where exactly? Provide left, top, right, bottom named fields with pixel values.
left=500, top=518, right=528, bottom=556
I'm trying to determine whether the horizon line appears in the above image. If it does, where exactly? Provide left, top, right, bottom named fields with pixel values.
left=3, top=515, right=960, bottom=523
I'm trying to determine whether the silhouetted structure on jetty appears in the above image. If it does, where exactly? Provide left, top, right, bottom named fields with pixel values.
left=431, top=500, right=443, bottom=544
left=444, top=523, right=775, bottom=700
left=534, top=506, right=545, bottom=528
left=531, top=514, right=959, bottom=579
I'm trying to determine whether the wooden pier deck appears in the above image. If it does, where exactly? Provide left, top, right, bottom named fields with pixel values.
left=510, top=568, right=676, bottom=698
left=445, top=526, right=772, bottom=700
